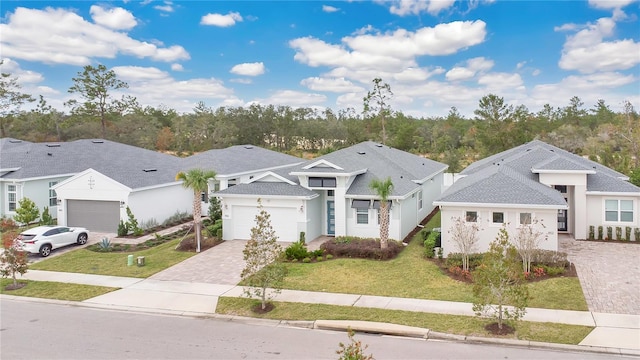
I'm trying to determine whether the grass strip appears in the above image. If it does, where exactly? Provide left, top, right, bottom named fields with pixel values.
left=216, top=297, right=593, bottom=345
left=30, top=238, right=194, bottom=278
left=0, top=279, right=118, bottom=301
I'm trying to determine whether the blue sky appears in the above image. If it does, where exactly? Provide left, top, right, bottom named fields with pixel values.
left=1, top=0, right=639, bottom=118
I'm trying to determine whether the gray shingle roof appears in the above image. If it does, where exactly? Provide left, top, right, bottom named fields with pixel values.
left=183, top=145, right=302, bottom=176
left=215, top=182, right=318, bottom=198
left=294, top=141, right=448, bottom=197
left=1, top=138, right=184, bottom=189
left=437, top=165, right=567, bottom=206
left=439, top=139, right=640, bottom=206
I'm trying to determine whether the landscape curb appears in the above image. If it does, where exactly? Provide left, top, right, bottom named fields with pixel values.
left=2, top=295, right=638, bottom=357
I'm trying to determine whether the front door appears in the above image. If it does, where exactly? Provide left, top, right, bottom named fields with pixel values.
left=327, top=201, right=335, bottom=235
left=558, top=208, right=568, bottom=232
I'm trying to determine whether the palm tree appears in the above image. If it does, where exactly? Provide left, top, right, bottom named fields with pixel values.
left=176, top=168, right=217, bottom=252
left=369, top=177, right=394, bottom=249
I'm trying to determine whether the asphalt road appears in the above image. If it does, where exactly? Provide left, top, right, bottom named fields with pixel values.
left=0, top=298, right=629, bottom=360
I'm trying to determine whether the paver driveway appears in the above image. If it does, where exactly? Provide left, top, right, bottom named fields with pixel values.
left=150, top=240, right=248, bottom=285
left=559, top=235, right=640, bottom=315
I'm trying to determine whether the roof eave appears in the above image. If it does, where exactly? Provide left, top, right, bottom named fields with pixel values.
left=434, top=201, right=567, bottom=210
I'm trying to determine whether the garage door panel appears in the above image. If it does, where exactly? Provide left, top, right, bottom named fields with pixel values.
left=232, top=206, right=297, bottom=241
left=67, top=200, right=119, bottom=232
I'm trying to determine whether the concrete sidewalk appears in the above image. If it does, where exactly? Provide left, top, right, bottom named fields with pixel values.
left=14, top=269, right=640, bottom=353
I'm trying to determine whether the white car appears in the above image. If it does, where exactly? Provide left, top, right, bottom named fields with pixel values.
left=17, top=225, right=89, bottom=257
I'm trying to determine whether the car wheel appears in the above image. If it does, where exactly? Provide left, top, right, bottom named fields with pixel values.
left=39, top=244, right=52, bottom=257
left=77, top=233, right=88, bottom=245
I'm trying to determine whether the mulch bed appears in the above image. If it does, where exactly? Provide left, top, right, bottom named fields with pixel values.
left=485, top=322, right=515, bottom=335
left=431, top=259, right=578, bottom=284
left=4, top=282, right=27, bottom=291
left=252, top=302, right=275, bottom=314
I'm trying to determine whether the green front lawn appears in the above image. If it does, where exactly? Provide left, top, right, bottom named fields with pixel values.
left=0, top=279, right=118, bottom=301
left=216, top=297, right=593, bottom=345
left=30, top=238, right=195, bottom=278
left=282, top=212, right=588, bottom=311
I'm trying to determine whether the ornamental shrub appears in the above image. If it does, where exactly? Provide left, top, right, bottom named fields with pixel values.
left=606, top=226, right=613, bottom=240
left=321, top=237, right=403, bottom=260
left=615, top=227, right=622, bottom=241
left=285, top=240, right=309, bottom=261
left=625, top=227, right=631, bottom=241
left=597, top=226, right=603, bottom=240
left=588, top=226, right=595, bottom=240
left=635, top=228, right=640, bottom=242
left=423, top=232, right=437, bottom=258
left=445, top=253, right=484, bottom=270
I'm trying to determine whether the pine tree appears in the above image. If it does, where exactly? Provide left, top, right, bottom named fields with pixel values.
left=13, top=198, right=40, bottom=226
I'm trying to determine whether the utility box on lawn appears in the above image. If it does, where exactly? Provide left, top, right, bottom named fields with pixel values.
left=137, top=256, right=145, bottom=267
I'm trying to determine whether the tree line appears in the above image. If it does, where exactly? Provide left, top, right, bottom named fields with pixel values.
left=2, top=64, right=639, bottom=178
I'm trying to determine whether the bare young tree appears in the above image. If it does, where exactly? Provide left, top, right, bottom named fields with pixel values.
left=241, top=199, right=287, bottom=311
left=448, top=216, right=481, bottom=271
left=511, top=218, right=547, bottom=273
left=473, top=226, right=529, bottom=331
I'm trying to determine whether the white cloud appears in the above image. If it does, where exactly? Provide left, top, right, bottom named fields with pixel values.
left=322, top=5, right=340, bottom=13
left=300, top=77, right=365, bottom=92
left=388, top=0, right=456, bottom=16
left=290, top=20, right=486, bottom=76
left=255, top=90, right=327, bottom=107
left=0, top=7, right=190, bottom=66
left=588, top=0, right=636, bottom=9
left=230, top=62, right=265, bottom=76
left=477, top=72, right=524, bottom=91
left=0, top=58, right=44, bottom=85
left=90, top=5, right=137, bottom=30
left=230, top=78, right=253, bottom=84
left=557, top=16, right=640, bottom=73
left=154, top=5, right=174, bottom=13
left=201, top=12, right=243, bottom=27
left=446, top=57, right=494, bottom=81
left=112, top=66, right=242, bottom=112
left=171, top=63, right=184, bottom=71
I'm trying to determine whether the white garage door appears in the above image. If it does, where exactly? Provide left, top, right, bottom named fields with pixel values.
left=232, top=206, right=298, bottom=241
left=67, top=200, right=120, bottom=232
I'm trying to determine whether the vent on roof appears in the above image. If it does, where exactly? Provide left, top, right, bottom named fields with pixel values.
left=244, top=145, right=253, bottom=149
left=47, top=153, right=52, bottom=156
left=143, top=168, right=157, bottom=172
left=357, top=151, right=366, bottom=155
left=46, top=144, right=60, bottom=147
left=375, top=144, right=383, bottom=147
left=549, top=149, right=554, bottom=152
left=9, top=140, right=22, bottom=143
left=92, top=140, right=104, bottom=144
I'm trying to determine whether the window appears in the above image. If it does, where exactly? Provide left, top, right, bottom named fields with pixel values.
left=417, top=190, right=423, bottom=210
left=327, top=190, right=335, bottom=197
left=465, top=211, right=477, bottom=222
left=554, top=185, right=567, bottom=193
left=520, top=212, right=532, bottom=225
left=309, top=177, right=337, bottom=188
left=49, top=181, right=58, bottom=206
left=605, top=199, right=633, bottom=222
left=7, top=185, right=17, bottom=211
left=492, top=212, right=504, bottom=224
left=356, top=208, right=368, bottom=224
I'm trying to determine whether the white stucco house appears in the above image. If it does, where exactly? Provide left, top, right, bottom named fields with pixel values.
left=1, top=138, right=73, bottom=223
left=215, top=141, right=449, bottom=243
left=1, top=138, right=305, bottom=233
left=1, top=138, right=194, bottom=232
left=434, top=140, right=640, bottom=256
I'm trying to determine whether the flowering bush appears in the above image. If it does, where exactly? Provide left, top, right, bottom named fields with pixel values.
left=448, top=265, right=472, bottom=280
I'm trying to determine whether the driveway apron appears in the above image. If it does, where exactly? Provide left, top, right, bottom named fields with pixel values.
left=560, top=235, right=640, bottom=315
left=150, top=240, right=248, bottom=285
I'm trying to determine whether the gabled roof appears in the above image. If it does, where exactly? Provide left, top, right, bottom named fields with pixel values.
left=293, top=141, right=448, bottom=197
left=0, top=138, right=183, bottom=189
left=182, top=144, right=303, bottom=176
left=438, top=139, right=640, bottom=206
left=215, top=182, right=318, bottom=198
left=436, top=165, right=567, bottom=207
